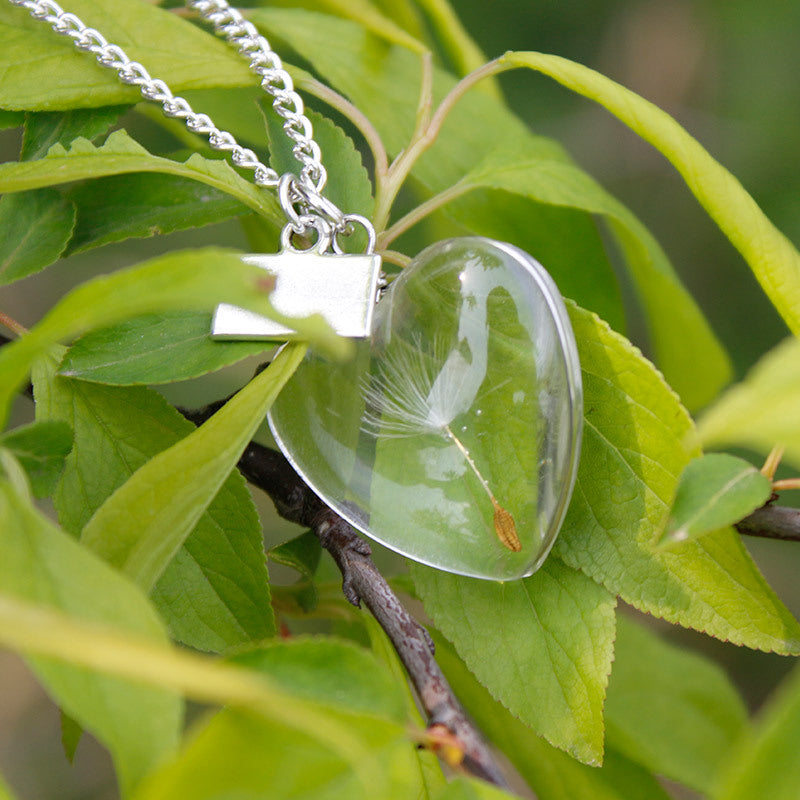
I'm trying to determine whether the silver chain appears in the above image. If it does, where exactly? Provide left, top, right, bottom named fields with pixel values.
left=9, top=0, right=359, bottom=242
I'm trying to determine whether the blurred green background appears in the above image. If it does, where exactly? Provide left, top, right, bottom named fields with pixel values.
left=459, top=0, right=800, bottom=374
left=1, top=0, right=800, bottom=797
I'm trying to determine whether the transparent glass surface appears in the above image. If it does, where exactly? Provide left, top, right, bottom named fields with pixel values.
left=269, top=237, right=583, bottom=580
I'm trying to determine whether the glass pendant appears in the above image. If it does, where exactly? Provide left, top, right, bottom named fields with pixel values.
left=269, top=237, right=583, bottom=580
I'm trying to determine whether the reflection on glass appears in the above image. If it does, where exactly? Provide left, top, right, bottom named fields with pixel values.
left=270, top=237, right=582, bottom=580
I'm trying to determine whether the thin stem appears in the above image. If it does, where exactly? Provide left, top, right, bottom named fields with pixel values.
left=373, top=58, right=506, bottom=236
left=373, top=51, right=435, bottom=232
left=425, top=58, right=506, bottom=147
left=412, top=52, right=435, bottom=142
left=0, top=312, right=27, bottom=337
left=228, top=433, right=509, bottom=785
left=298, top=75, right=390, bottom=194
left=378, top=183, right=471, bottom=249
left=312, top=511, right=508, bottom=786
left=762, top=445, right=785, bottom=479
left=773, top=478, right=800, bottom=491
left=413, top=0, right=501, bottom=101
left=378, top=249, right=412, bottom=269
left=392, top=59, right=503, bottom=183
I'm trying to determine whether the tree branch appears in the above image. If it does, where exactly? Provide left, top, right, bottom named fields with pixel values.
left=187, top=403, right=509, bottom=787
left=736, top=504, right=800, bottom=542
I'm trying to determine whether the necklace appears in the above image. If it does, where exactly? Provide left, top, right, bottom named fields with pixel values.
left=12, top=0, right=583, bottom=581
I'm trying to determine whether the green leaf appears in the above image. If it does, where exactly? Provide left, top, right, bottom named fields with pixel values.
left=269, top=530, right=322, bottom=612
left=0, top=478, right=182, bottom=796
left=33, top=359, right=276, bottom=652
left=80, top=344, right=306, bottom=592
left=413, top=0, right=497, bottom=91
left=0, top=109, right=23, bottom=129
left=270, top=530, right=323, bottom=581
left=60, top=312, right=269, bottom=385
left=133, top=707, right=417, bottom=800
left=250, top=8, right=730, bottom=408
left=60, top=711, right=83, bottom=764
left=0, top=244, right=345, bottom=427
left=451, top=139, right=733, bottom=409
left=501, top=51, right=800, bottom=342
left=555, top=304, right=800, bottom=654
left=0, top=449, right=29, bottom=497
left=67, top=172, right=249, bottom=254
left=658, top=453, right=772, bottom=548
left=183, top=87, right=269, bottom=148
left=0, top=0, right=252, bottom=110
left=149, top=504, right=275, bottom=652
left=0, top=130, right=281, bottom=222
left=714, top=661, right=800, bottom=800
left=266, top=0, right=431, bottom=53
left=130, top=639, right=416, bottom=800
left=308, top=0, right=427, bottom=53
left=361, top=615, right=448, bottom=797
left=606, top=616, right=748, bottom=793
left=263, top=105, right=374, bottom=221
left=410, top=558, right=617, bottom=765
left=21, top=105, right=127, bottom=160
left=229, top=636, right=406, bottom=723
left=362, top=0, right=427, bottom=42
left=434, top=777, right=522, bottom=800
left=698, top=337, right=800, bottom=469
left=606, top=216, right=731, bottom=409
left=0, top=189, right=76, bottom=285
left=0, top=420, right=72, bottom=498
left=0, top=590, right=394, bottom=792
left=431, top=628, right=671, bottom=800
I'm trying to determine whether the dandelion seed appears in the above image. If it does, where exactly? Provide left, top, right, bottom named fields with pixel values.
left=361, top=335, right=521, bottom=552
left=446, top=424, right=521, bottom=552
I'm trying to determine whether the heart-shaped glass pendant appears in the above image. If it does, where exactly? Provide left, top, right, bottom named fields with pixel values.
left=269, top=237, right=582, bottom=580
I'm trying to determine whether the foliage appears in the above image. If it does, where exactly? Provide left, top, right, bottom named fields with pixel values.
left=0, top=1, right=799, bottom=798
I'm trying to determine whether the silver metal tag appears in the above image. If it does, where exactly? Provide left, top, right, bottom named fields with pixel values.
left=212, top=250, right=383, bottom=339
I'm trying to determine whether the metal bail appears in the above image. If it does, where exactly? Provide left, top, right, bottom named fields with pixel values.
left=211, top=247, right=383, bottom=340
left=214, top=177, right=382, bottom=341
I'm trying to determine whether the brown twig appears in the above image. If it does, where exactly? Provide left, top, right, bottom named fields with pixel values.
left=0, top=313, right=27, bottom=337
left=310, top=510, right=507, bottom=782
left=736, top=504, right=800, bottom=542
left=186, top=402, right=509, bottom=787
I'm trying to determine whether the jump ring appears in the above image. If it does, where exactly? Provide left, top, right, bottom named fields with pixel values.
left=332, top=214, right=377, bottom=255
